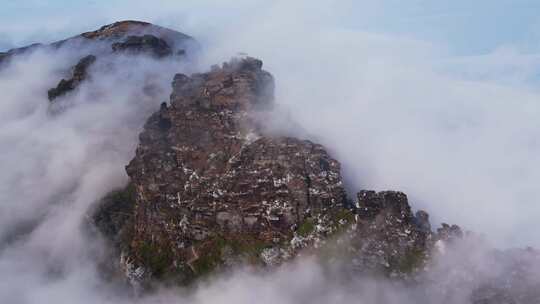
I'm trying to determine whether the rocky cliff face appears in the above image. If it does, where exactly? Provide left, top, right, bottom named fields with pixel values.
left=105, top=53, right=539, bottom=302
left=120, top=57, right=350, bottom=283
left=88, top=55, right=443, bottom=288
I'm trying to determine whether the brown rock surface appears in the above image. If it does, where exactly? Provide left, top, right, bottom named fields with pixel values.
left=122, top=57, right=347, bottom=282
left=48, top=54, right=96, bottom=101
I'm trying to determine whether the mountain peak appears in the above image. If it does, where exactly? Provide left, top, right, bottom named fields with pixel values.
left=0, top=21, right=197, bottom=70
left=82, top=20, right=152, bottom=39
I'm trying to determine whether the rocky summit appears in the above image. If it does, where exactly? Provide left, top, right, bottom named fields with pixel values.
left=90, top=55, right=447, bottom=287
left=120, top=57, right=350, bottom=283
left=90, top=50, right=540, bottom=302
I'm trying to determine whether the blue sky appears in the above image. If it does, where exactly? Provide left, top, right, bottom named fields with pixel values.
left=2, top=0, right=540, bottom=56
left=345, top=0, right=540, bottom=54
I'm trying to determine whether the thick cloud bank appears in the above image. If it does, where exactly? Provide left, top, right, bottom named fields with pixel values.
left=1, top=1, right=540, bottom=303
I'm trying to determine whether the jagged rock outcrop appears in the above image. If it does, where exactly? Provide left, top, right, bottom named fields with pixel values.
left=48, top=54, right=96, bottom=101
left=88, top=55, right=463, bottom=290
left=120, top=57, right=348, bottom=283
left=86, top=53, right=540, bottom=302
left=88, top=56, right=457, bottom=287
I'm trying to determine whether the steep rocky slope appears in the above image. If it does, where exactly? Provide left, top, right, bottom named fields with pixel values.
left=120, top=57, right=349, bottom=283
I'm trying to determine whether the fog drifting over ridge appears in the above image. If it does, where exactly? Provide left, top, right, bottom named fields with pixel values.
left=1, top=1, right=540, bottom=303
left=44, top=0, right=540, bottom=247
left=111, top=0, right=540, bottom=248
left=193, top=2, right=540, bottom=248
